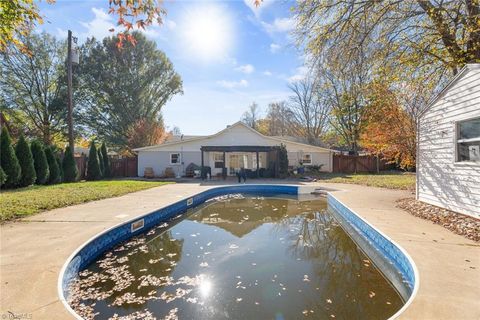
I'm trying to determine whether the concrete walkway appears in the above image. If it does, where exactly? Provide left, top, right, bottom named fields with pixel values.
left=1, top=182, right=479, bottom=319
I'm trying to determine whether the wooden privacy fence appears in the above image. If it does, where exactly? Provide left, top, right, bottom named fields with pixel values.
left=110, top=157, right=138, bottom=177
left=333, top=154, right=391, bottom=173
left=74, top=155, right=87, bottom=179
left=73, top=156, right=138, bottom=178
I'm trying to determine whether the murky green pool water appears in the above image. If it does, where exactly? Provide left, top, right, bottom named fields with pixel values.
left=69, top=195, right=403, bottom=319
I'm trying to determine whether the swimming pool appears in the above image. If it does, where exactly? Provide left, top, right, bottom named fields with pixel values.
left=59, top=185, right=418, bottom=320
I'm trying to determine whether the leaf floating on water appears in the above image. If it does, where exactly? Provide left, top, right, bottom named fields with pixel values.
left=148, top=258, right=163, bottom=264
left=186, top=297, right=198, bottom=304
left=386, top=301, right=391, bottom=305
left=116, top=256, right=129, bottom=264
left=166, top=253, right=177, bottom=258
left=164, top=308, right=179, bottom=320
left=330, top=315, right=336, bottom=318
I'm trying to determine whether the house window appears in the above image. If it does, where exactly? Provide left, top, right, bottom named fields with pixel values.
left=170, top=153, right=181, bottom=165
left=213, top=153, right=224, bottom=169
left=456, top=117, right=480, bottom=163
left=302, top=154, right=312, bottom=165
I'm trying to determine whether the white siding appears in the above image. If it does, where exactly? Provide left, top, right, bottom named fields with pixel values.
left=418, top=66, right=480, bottom=218
left=138, top=151, right=201, bottom=177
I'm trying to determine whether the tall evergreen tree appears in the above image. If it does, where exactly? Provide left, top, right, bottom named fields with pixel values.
left=15, top=134, right=36, bottom=187
left=62, top=146, right=78, bottom=182
left=45, top=146, right=61, bottom=184
left=0, top=166, right=6, bottom=187
left=100, top=142, right=110, bottom=177
left=56, top=155, right=63, bottom=182
left=86, top=141, right=101, bottom=181
left=0, top=126, right=21, bottom=188
left=97, top=149, right=104, bottom=178
left=30, top=140, right=49, bottom=184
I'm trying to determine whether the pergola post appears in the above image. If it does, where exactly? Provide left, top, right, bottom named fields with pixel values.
left=256, top=151, right=259, bottom=178
left=201, top=148, right=204, bottom=180
left=222, top=151, right=226, bottom=180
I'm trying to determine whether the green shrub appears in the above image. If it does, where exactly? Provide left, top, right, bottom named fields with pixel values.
left=100, top=142, right=111, bottom=177
left=45, top=146, right=61, bottom=184
left=15, top=134, right=36, bottom=187
left=86, top=141, right=101, bottom=181
left=0, top=166, right=6, bottom=187
left=276, top=144, right=289, bottom=178
left=30, top=140, right=49, bottom=184
left=0, top=127, right=21, bottom=188
left=62, top=146, right=78, bottom=182
left=97, top=149, right=104, bottom=178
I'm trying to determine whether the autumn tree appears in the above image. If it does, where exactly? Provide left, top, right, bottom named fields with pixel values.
left=319, top=46, right=372, bottom=155
left=77, top=32, right=182, bottom=151
left=126, top=118, right=169, bottom=150
left=241, top=102, right=261, bottom=130
left=288, top=75, right=330, bottom=144
left=360, top=83, right=416, bottom=170
left=294, top=0, right=480, bottom=76
left=1, top=0, right=166, bottom=52
left=263, top=102, right=297, bottom=136
left=1, top=32, right=68, bottom=144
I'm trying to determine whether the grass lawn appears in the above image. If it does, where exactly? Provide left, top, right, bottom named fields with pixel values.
left=0, top=180, right=173, bottom=221
left=313, top=171, right=416, bottom=190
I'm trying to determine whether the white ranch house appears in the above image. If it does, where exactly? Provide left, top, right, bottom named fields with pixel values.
left=134, top=122, right=334, bottom=178
left=417, top=64, right=480, bottom=218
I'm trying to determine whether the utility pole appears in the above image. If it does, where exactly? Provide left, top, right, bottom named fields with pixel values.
left=67, top=30, right=74, bottom=152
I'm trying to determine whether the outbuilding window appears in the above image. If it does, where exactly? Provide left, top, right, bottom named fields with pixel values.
left=456, top=117, right=480, bottom=163
left=302, top=154, right=312, bottom=165
left=170, top=153, right=181, bottom=165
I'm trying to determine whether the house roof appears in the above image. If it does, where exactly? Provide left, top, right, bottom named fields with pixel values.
left=133, top=121, right=334, bottom=152
left=425, top=63, right=480, bottom=112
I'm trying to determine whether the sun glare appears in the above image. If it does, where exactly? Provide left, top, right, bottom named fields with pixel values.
left=198, top=277, right=213, bottom=297
left=181, top=5, right=234, bottom=62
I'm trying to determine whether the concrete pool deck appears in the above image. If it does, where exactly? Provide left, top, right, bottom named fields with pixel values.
left=1, top=182, right=479, bottom=319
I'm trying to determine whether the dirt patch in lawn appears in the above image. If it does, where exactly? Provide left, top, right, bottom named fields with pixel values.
left=396, top=198, right=480, bottom=242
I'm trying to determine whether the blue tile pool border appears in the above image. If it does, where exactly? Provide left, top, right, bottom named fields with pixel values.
left=58, top=185, right=418, bottom=320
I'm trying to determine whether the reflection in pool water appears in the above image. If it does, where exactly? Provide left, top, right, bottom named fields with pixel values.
left=69, top=195, right=403, bottom=319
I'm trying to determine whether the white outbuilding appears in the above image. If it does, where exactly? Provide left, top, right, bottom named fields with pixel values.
left=134, top=121, right=334, bottom=179
left=417, top=64, right=480, bottom=218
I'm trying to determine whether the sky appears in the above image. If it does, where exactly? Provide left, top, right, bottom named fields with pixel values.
left=37, top=0, right=305, bottom=135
